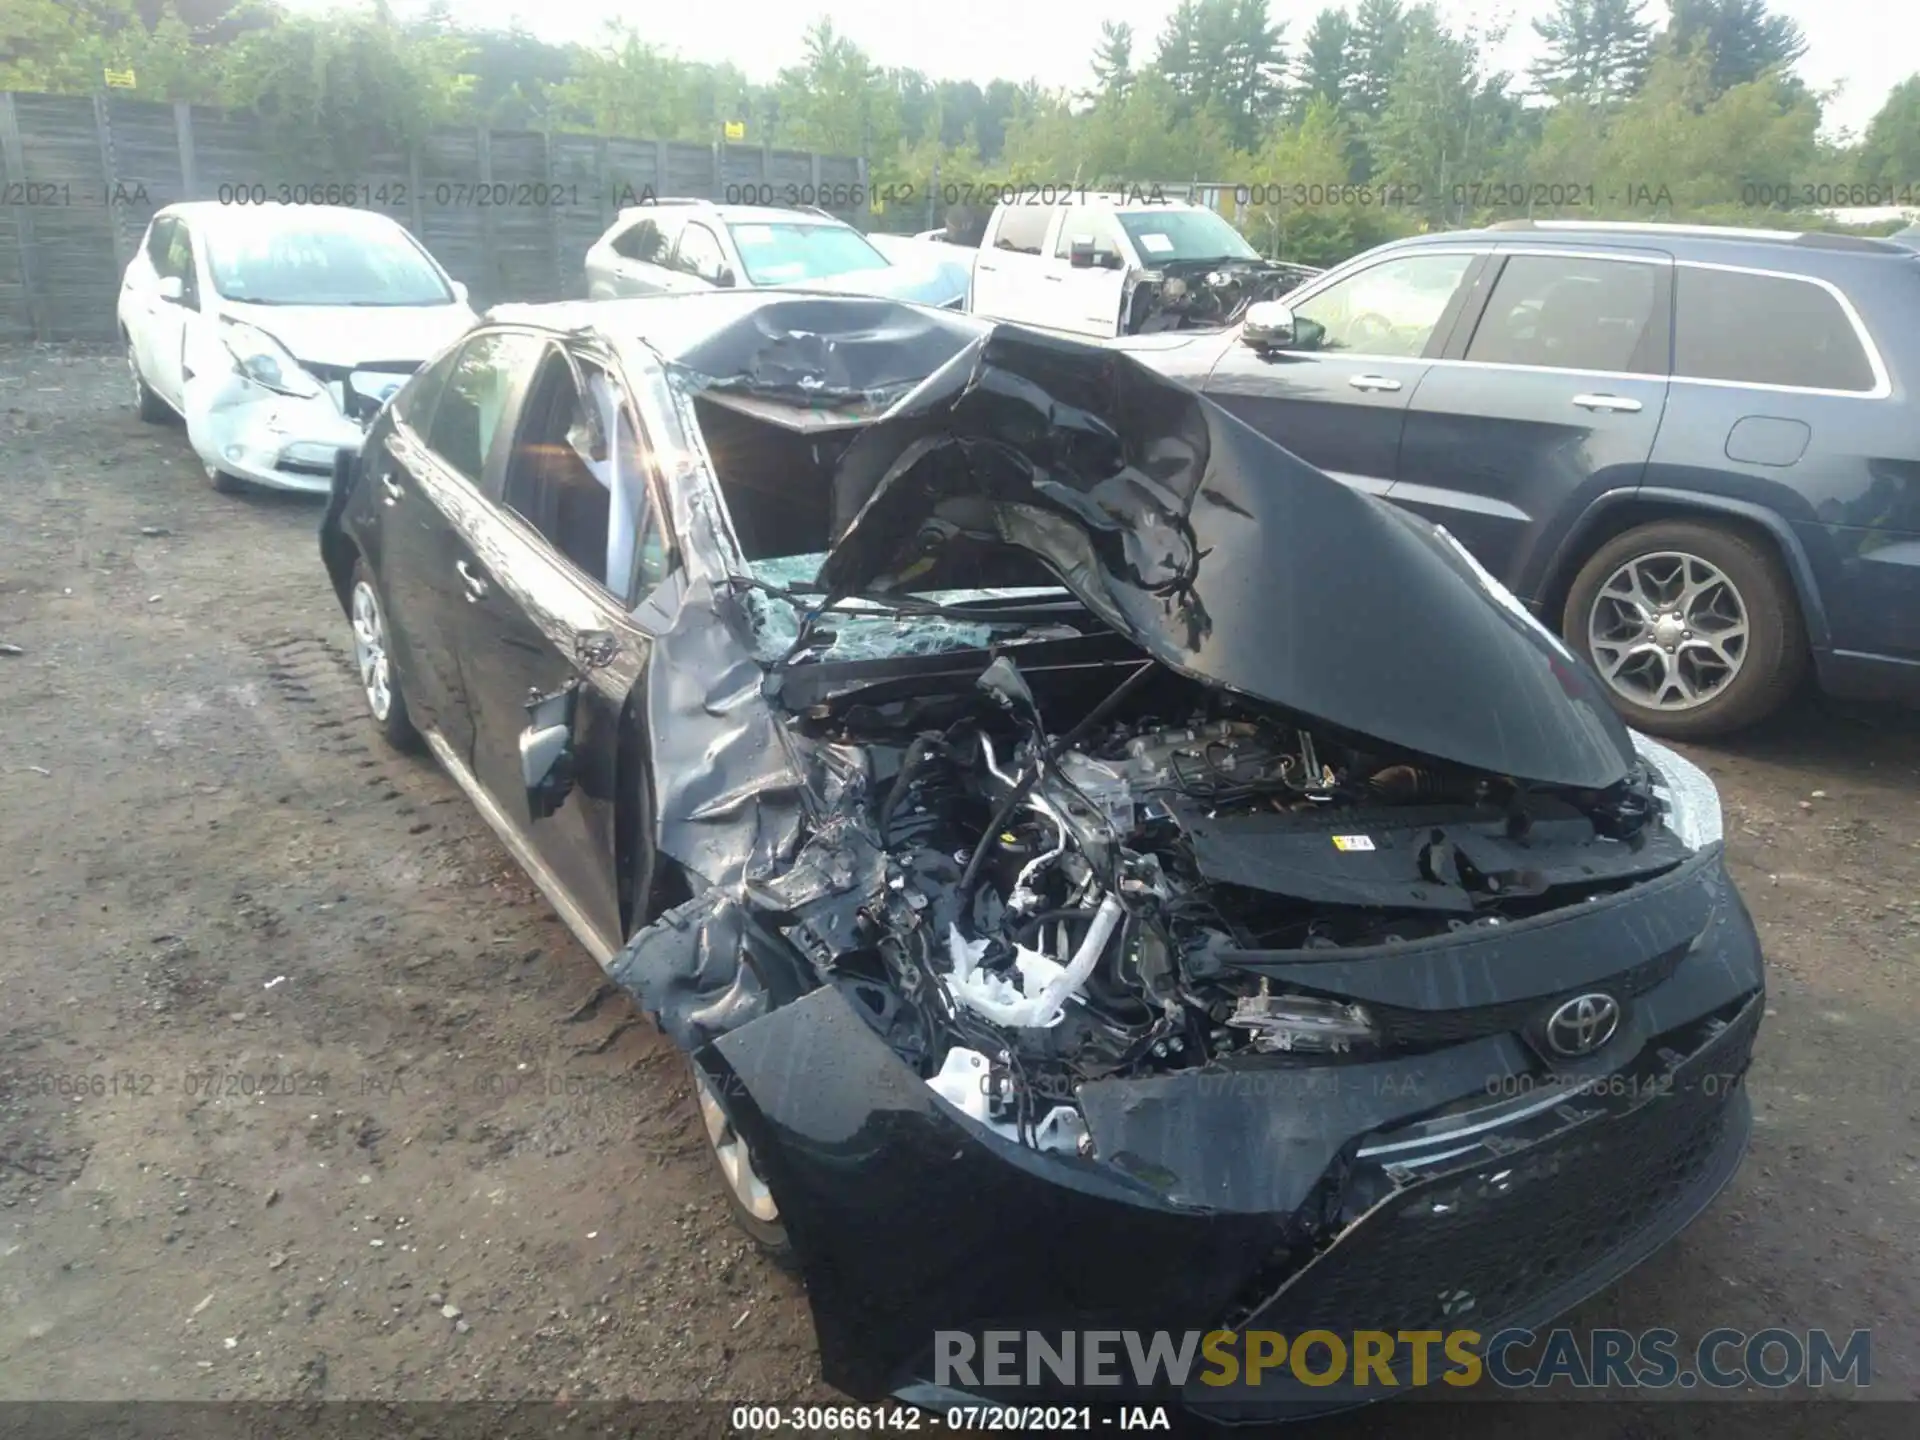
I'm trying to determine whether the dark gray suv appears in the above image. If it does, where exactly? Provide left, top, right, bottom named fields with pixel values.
left=1127, top=219, right=1920, bottom=738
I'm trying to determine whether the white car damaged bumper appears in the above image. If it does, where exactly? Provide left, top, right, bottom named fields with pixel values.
left=182, top=367, right=398, bottom=493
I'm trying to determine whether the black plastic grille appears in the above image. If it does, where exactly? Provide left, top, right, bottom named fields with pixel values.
left=1235, top=1002, right=1757, bottom=1340
left=1365, top=940, right=1690, bottom=1049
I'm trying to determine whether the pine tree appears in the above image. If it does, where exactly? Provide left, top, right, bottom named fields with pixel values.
left=1149, top=0, right=1284, bottom=148
left=1531, top=0, right=1654, bottom=102
left=1296, top=9, right=1352, bottom=111
left=1154, top=0, right=1206, bottom=104
left=1664, top=0, right=1808, bottom=96
left=1090, top=19, right=1134, bottom=100
left=1213, top=0, right=1287, bottom=146
left=1346, top=0, right=1408, bottom=119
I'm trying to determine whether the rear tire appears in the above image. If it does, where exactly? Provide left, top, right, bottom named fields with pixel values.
left=348, top=559, right=420, bottom=752
left=1562, top=518, right=1807, bottom=739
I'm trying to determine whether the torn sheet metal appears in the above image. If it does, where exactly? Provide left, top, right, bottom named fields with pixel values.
left=642, top=574, right=807, bottom=891
left=608, top=890, right=811, bottom=1051
left=816, top=323, right=1638, bottom=790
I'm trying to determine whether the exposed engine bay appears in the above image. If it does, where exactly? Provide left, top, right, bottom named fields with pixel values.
left=567, top=297, right=1757, bottom=1411
left=791, top=653, right=1686, bottom=1158
left=1123, top=257, right=1321, bottom=334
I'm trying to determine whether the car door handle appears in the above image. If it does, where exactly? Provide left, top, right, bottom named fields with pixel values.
left=1572, top=393, right=1643, bottom=413
left=1043, top=273, right=1064, bottom=282
left=1349, top=374, right=1402, bottom=392
left=455, top=560, right=488, bottom=602
left=976, top=262, right=998, bottom=272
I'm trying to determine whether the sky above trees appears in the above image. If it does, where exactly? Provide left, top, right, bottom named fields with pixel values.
left=277, top=0, right=1909, bottom=139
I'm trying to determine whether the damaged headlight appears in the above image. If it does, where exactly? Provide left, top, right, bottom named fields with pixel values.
left=221, top=320, right=322, bottom=399
left=1631, top=733, right=1723, bottom=851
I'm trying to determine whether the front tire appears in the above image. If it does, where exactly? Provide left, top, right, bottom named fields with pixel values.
left=1562, top=519, right=1807, bottom=739
left=691, top=1060, right=796, bottom=1268
left=348, top=560, right=420, bottom=752
left=128, top=340, right=168, bottom=423
left=205, top=461, right=245, bottom=494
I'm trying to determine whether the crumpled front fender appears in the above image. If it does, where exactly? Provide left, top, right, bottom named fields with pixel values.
left=181, top=365, right=365, bottom=484
left=605, top=890, right=815, bottom=1052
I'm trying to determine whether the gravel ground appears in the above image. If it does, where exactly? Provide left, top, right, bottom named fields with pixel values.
left=0, top=345, right=1916, bottom=1431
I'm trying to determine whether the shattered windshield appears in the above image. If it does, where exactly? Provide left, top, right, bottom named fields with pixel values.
left=741, top=553, right=1077, bottom=664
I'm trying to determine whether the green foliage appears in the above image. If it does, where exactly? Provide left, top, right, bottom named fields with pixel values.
left=1235, top=95, right=1416, bottom=264
left=431, top=24, right=573, bottom=128
left=1345, top=0, right=1409, bottom=120
left=0, top=0, right=1908, bottom=265
left=1296, top=10, right=1352, bottom=113
left=772, top=19, right=899, bottom=155
left=1664, top=0, right=1807, bottom=98
left=1598, top=50, right=1819, bottom=211
left=997, top=69, right=1237, bottom=186
left=1857, top=77, right=1920, bottom=189
left=1531, top=0, right=1654, bottom=102
left=1148, top=0, right=1288, bottom=150
left=1088, top=21, right=1134, bottom=102
left=221, top=7, right=474, bottom=169
left=549, top=22, right=752, bottom=142
left=0, top=0, right=232, bottom=102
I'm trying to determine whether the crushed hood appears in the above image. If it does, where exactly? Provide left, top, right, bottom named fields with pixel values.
left=816, top=324, right=1636, bottom=790
left=217, top=298, right=477, bottom=369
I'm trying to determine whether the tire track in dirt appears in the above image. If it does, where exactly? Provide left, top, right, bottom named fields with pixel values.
left=0, top=350, right=822, bottom=1402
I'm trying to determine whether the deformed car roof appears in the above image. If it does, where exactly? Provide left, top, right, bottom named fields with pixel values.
left=487, top=293, right=1638, bottom=790
left=492, top=291, right=985, bottom=371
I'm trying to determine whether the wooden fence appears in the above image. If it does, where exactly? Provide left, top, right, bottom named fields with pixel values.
left=0, top=90, right=867, bottom=341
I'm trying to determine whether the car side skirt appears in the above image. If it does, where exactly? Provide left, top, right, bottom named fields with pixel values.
left=420, top=728, right=616, bottom=969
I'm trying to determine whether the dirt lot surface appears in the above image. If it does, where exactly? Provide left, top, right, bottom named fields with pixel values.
left=1, top=344, right=1916, bottom=1429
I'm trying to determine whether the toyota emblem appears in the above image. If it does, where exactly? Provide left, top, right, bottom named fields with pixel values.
left=1545, top=993, right=1621, bottom=1057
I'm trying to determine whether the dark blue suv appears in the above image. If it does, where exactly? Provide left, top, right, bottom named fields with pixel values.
left=1127, top=219, right=1920, bottom=737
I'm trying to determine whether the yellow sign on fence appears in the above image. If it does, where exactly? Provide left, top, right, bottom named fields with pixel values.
left=722, top=120, right=746, bottom=141
left=103, top=68, right=138, bottom=88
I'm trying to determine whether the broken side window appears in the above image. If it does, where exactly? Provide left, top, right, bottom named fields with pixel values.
left=503, top=351, right=673, bottom=605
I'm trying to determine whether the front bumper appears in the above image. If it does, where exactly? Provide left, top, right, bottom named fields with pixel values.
left=1188, top=998, right=1756, bottom=1419
left=183, top=370, right=370, bottom=493
left=698, top=846, right=1764, bottom=1419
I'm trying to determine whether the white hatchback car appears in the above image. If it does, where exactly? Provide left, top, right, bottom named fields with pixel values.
left=119, top=202, right=477, bottom=493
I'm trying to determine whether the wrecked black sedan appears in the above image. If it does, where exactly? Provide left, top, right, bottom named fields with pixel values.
left=320, top=293, right=1762, bottom=1419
